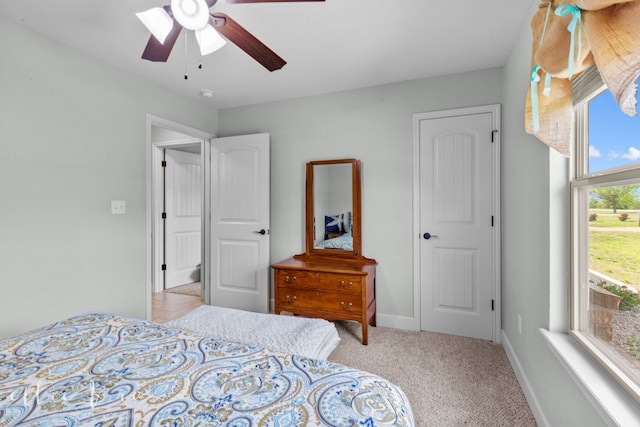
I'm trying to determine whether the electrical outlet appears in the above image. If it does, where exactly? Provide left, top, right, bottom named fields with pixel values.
left=518, top=314, right=522, bottom=335
left=111, top=200, right=126, bottom=215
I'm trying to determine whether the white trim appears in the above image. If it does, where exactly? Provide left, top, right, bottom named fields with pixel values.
left=412, top=113, right=421, bottom=332
left=541, top=329, right=640, bottom=426
left=145, top=114, right=214, bottom=320
left=412, top=104, right=501, bottom=342
left=502, top=330, right=551, bottom=427
left=375, top=313, right=416, bottom=331
left=202, top=135, right=211, bottom=306
left=151, top=145, right=164, bottom=294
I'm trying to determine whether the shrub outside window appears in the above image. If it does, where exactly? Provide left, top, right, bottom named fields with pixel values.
left=571, top=68, right=640, bottom=403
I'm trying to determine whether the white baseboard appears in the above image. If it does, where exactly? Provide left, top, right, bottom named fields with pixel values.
left=501, top=330, right=550, bottom=427
left=375, top=313, right=417, bottom=331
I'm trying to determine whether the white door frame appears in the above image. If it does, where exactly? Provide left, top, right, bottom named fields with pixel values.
left=412, top=104, right=501, bottom=342
left=145, top=114, right=215, bottom=320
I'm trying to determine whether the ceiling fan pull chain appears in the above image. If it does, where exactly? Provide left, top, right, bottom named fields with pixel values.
left=184, top=34, right=189, bottom=80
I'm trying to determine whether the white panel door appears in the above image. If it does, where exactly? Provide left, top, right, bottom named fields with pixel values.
left=209, top=133, right=270, bottom=313
left=419, top=112, right=496, bottom=340
left=165, top=149, right=202, bottom=289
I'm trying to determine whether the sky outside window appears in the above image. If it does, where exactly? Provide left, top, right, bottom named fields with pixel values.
left=589, top=87, right=640, bottom=174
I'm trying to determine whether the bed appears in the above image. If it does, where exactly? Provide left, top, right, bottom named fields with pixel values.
left=0, top=312, right=414, bottom=426
left=314, top=232, right=353, bottom=250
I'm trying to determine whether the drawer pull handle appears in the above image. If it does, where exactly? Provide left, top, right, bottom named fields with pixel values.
left=340, top=280, right=353, bottom=287
left=340, top=301, right=353, bottom=309
left=285, top=295, right=297, bottom=303
left=285, top=275, right=297, bottom=283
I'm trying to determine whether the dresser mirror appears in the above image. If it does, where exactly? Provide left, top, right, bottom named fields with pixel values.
left=305, top=158, right=362, bottom=257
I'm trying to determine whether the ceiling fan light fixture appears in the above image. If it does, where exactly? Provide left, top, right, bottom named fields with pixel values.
left=136, top=7, right=174, bottom=44
left=171, top=0, right=210, bottom=31
left=195, top=24, right=227, bottom=55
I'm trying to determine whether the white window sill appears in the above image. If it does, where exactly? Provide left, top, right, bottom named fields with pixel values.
left=540, top=329, right=640, bottom=426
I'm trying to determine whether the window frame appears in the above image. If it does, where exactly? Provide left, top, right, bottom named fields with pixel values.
left=570, top=67, right=640, bottom=404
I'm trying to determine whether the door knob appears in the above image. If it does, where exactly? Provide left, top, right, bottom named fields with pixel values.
left=423, top=232, right=438, bottom=240
left=253, top=229, right=267, bottom=235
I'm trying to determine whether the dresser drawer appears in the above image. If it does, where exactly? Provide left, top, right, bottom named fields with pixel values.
left=314, top=272, right=361, bottom=292
left=274, top=269, right=362, bottom=293
left=274, top=269, right=315, bottom=287
left=277, top=288, right=362, bottom=315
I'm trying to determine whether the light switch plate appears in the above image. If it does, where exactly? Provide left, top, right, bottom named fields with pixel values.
left=111, top=200, right=126, bottom=215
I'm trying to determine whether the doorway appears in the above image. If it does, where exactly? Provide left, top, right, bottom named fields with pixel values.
left=145, top=118, right=271, bottom=321
left=145, top=115, right=213, bottom=321
left=412, top=105, right=501, bottom=342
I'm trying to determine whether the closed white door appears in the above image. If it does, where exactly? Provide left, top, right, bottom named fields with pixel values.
left=165, top=149, right=202, bottom=289
left=209, top=133, right=270, bottom=313
left=417, top=108, right=498, bottom=341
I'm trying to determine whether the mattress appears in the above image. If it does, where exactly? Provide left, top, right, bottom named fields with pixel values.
left=163, top=305, right=341, bottom=360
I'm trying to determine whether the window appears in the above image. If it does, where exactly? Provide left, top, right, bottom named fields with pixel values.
left=571, top=67, right=640, bottom=402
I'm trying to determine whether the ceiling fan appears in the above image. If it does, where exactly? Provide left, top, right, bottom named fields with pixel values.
left=136, top=0, right=325, bottom=72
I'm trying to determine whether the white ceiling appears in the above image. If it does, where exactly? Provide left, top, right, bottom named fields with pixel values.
left=0, top=0, right=532, bottom=110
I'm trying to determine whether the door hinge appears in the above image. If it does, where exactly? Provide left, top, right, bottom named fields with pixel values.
left=161, top=160, right=167, bottom=167
left=161, top=212, right=167, bottom=219
left=161, top=264, right=167, bottom=271
left=491, top=130, right=498, bottom=143
left=492, top=299, right=495, bottom=311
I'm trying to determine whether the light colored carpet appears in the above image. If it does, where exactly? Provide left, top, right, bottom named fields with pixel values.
left=328, top=321, right=537, bottom=427
left=164, top=282, right=201, bottom=297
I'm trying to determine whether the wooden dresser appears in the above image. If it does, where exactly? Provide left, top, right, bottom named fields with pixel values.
left=272, top=255, right=377, bottom=345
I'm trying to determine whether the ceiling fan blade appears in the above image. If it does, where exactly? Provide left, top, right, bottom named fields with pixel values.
left=224, top=0, right=324, bottom=3
left=211, top=13, right=286, bottom=71
left=141, top=10, right=182, bottom=62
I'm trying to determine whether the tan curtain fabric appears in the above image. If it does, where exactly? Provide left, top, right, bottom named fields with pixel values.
left=535, top=3, right=593, bottom=78
left=525, top=0, right=640, bottom=156
left=584, top=2, right=640, bottom=114
left=573, top=0, right=635, bottom=10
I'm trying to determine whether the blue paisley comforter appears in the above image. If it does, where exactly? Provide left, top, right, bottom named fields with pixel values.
left=0, top=313, right=414, bottom=426
left=314, top=234, right=353, bottom=251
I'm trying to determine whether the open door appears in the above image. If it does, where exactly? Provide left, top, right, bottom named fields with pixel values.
left=164, top=148, right=202, bottom=289
left=208, top=133, right=270, bottom=313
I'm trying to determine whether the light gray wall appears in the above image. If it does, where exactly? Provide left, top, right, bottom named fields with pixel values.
left=0, top=18, right=218, bottom=339
left=219, top=69, right=502, bottom=324
left=0, top=6, right=610, bottom=423
left=501, top=1, right=604, bottom=425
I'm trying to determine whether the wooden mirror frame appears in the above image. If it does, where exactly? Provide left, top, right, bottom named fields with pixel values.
left=303, top=158, right=362, bottom=258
